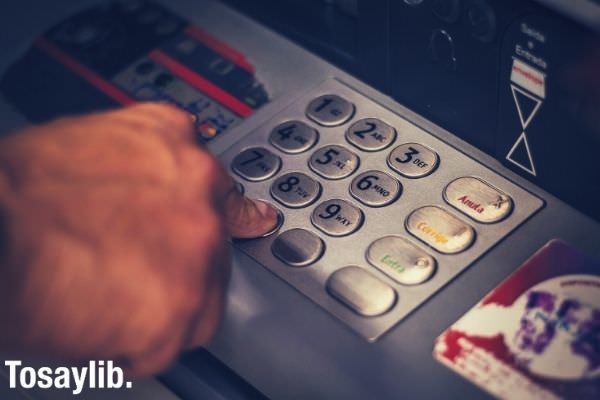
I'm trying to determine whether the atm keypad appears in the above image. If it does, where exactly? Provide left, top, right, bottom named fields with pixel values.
left=220, top=80, right=543, bottom=341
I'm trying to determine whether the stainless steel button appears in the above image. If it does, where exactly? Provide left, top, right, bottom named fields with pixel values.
left=345, top=118, right=397, bottom=152
left=306, top=94, right=355, bottom=126
left=309, top=145, right=359, bottom=180
left=271, top=228, right=324, bottom=267
left=349, top=170, right=401, bottom=207
left=311, top=199, right=364, bottom=237
left=231, top=147, right=281, bottom=182
left=270, top=172, right=321, bottom=208
left=444, top=177, right=513, bottom=223
left=406, top=206, right=475, bottom=254
left=388, top=143, right=439, bottom=178
left=367, top=236, right=436, bottom=285
left=327, top=266, right=396, bottom=317
left=269, top=121, right=319, bottom=154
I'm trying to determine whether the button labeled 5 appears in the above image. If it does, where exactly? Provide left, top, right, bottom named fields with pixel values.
left=309, top=145, right=359, bottom=180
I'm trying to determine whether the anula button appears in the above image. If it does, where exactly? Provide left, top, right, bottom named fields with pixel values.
left=444, top=177, right=513, bottom=223
left=406, top=206, right=475, bottom=254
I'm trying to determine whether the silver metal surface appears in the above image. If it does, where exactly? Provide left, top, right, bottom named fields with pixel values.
left=366, top=235, right=436, bottom=285
left=219, top=79, right=543, bottom=341
left=444, top=176, right=513, bottom=223
left=269, top=120, right=319, bottom=154
left=308, top=144, right=359, bottom=180
left=406, top=206, right=475, bottom=254
left=326, top=266, right=396, bottom=316
left=345, top=118, right=396, bottom=152
left=270, top=172, right=321, bottom=208
left=388, top=142, right=439, bottom=178
left=349, top=170, right=401, bottom=207
left=306, top=94, right=355, bottom=126
left=311, top=198, right=364, bottom=237
left=231, top=146, right=281, bottom=182
left=271, top=228, right=325, bottom=267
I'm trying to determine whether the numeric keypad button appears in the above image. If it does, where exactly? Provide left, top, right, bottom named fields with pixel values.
left=271, top=172, right=321, bottom=208
left=346, top=118, right=396, bottom=152
left=350, top=170, right=401, bottom=207
left=309, top=145, right=359, bottom=180
left=388, top=143, right=439, bottom=178
left=306, top=94, right=355, bottom=126
left=269, top=121, right=319, bottom=154
left=271, top=228, right=325, bottom=267
left=231, top=147, right=281, bottom=182
left=311, top=199, right=364, bottom=237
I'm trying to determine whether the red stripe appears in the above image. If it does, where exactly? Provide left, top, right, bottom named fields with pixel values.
left=184, top=26, right=255, bottom=73
left=148, top=49, right=253, bottom=118
left=34, top=37, right=136, bottom=106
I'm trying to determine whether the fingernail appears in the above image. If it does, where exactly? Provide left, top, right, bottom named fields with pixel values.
left=253, top=200, right=278, bottom=220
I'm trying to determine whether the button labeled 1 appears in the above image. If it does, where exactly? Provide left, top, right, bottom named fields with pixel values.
left=232, top=147, right=281, bottom=182
left=309, top=145, right=359, bottom=180
left=346, top=118, right=397, bottom=152
left=350, top=170, right=401, bottom=207
left=388, top=143, right=439, bottom=178
left=311, top=199, right=364, bottom=237
left=269, top=121, right=319, bottom=154
left=306, top=94, right=355, bottom=127
left=271, top=172, right=321, bottom=208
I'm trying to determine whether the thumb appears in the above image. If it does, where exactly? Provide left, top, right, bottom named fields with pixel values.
left=224, top=186, right=279, bottom=239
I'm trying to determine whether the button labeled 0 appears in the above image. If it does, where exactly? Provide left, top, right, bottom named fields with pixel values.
left=406, top=206, right=475, bottom=254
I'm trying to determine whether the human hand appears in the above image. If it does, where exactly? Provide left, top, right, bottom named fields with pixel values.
left=0, top=103, right=278, bottom=377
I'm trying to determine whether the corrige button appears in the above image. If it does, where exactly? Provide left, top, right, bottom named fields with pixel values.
left=271, top=228, right=324, bottom=267
left=327, top=266, right=396, bottom=316
left=444, top=177, right=513, bottom=223
left=366, top=236, right=436, bottom=285
left=406, top=206, right=475, bottom=254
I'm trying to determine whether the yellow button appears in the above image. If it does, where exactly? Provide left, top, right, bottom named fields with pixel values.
left=406, top=206, right=475, bottom=254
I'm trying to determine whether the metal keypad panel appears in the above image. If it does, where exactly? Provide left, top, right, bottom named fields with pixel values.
left=220, top=79, right=543, bottom=341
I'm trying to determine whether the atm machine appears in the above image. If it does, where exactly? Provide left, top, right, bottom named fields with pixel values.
left=0, top=0, right=598, bottom=399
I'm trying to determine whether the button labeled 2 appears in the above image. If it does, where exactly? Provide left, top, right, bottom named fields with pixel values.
left=346, top=118, right=396, bottom=152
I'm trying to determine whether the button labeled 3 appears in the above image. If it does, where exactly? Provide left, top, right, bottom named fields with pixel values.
left=406, top=206, right=475, bottom=254
left=327, top=266, right=396, bottom=316
left=232, top=147, right=281, bottom=182
left=346, top=118, right=396, bottom=152
left=306, top=94, right=355, bottom=126
left=350, top=170, right=401, bottom=207
left=309, top=145, right=359, bottom=180
left=367, top=236, right=436, bottom=285
left=269, top=121, right=319, bottom=154
left=388, top=143, right=439, bottom=178
left=311, top=199, right=364, bottom=237
left=271, top=172, right=321, bottom=208
left=444, top=177, right=513, bottom=223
